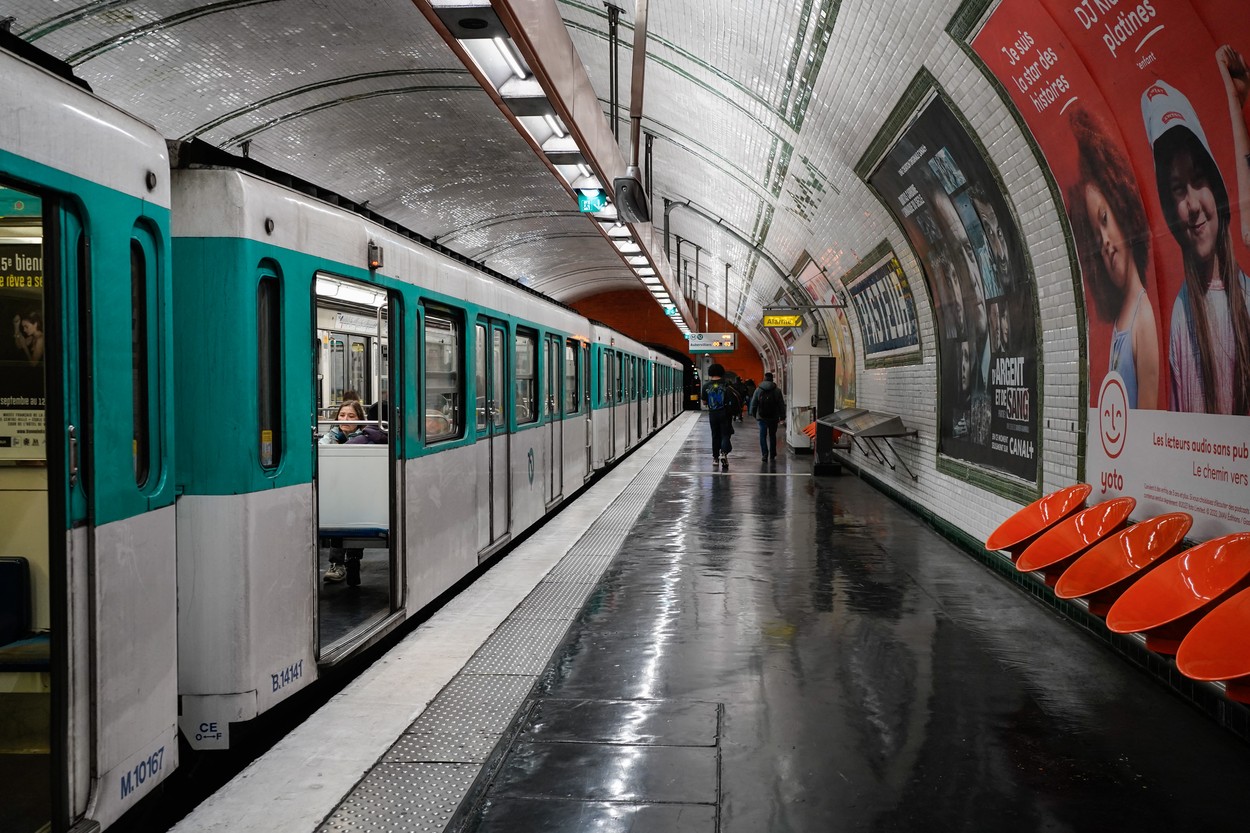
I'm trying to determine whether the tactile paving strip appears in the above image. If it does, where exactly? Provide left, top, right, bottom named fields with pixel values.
left=462, top=619, right=576, bottom=675
left=540, top=553, right=615, bottom=584
left=318, top=416, right=698, bottom=832
left=316, top=763, right=480, bottom=833
left=511, top=581, right=597, bottom=620
left=383, top=731, right=501, bottom=764
left=406, top=674, right=535, bottom=735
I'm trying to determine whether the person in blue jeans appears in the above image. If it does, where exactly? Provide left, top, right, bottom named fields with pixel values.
left=700, top=363, right=740, bottom=470
left=748, top=372, right=786, bottom=460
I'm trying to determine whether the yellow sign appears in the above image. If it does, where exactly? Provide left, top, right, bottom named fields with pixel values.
left=763, top=314, right=803, bottom=328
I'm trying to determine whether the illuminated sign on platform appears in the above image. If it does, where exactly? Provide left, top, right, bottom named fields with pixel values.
left=763, top=314, right=803, bottom=328
left=686, top=332, right=736, bottom=353
left=577, top=190, right=609, bottom=213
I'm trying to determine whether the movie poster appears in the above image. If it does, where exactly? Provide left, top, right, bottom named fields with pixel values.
left=971, top=0, right=1250, bottom=537
left=868, top=97, right=1038, bottom=482
left=845, top=251, right=921, bottom=362
left=0, top=241, right=46, bottom=461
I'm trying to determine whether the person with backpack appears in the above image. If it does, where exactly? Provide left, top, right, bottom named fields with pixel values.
left=748, top=371, right=786, bottom=461
left=700, top=363, right=740, bottom=470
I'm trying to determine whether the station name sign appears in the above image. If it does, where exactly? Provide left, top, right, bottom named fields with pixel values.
left=762, top=314, right=803, bottom=328
left=685, top=332, right=735, bottom=353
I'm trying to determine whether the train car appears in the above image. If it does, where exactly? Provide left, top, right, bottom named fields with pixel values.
left=169, top=158, right=680, bottom=750
left=171, top=162, right=577, bottom=742
left=0, top=41, right=179, bottom=831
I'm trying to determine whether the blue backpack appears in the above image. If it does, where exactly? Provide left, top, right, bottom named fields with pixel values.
left=705, top=382, right=731, bottom=411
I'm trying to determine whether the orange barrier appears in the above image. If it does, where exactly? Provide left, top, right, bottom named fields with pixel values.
left=1176, top=587, right=1250, bottom=703
left=1106, top=532, right=1250, bottom=654
left=984, top=484, right=1092, bottom=559
left=1054, top=513, right=1192, bottom=616
left=1015, top=497, right=1135, bottom=586
left=802, top=421, right=818, bottom=439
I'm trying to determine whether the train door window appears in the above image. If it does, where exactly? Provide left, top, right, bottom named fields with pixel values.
left=129, top=237, right=153, bottom=485
left=541, top=338, right=552, bottom=420
left=347, top=334, right=369, bottom=400
left=475, top=324, right=487, bottom=431
left=564, top=341, right=578, bottom=414
left=423, top=308, right=462, bottom=442
left=257, top=271, right=282, bottom=469
left=616, top=353, right=625, bottom=403
left=327, top=334, right=346, bottom=404
left=491, top=329, right=506, bottom=430
left=515, top=328, right=537, bottom=425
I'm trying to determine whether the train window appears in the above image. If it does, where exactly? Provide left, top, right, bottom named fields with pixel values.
left=475, top=324, right=487, bottom=431
left=616, top=353, right=625, bottom=404
left=423, top=309, right=462, bottom=442
left=130, top=237, right=151, bottom=486
left=515, top=328, right=537, bottom=425
left=564, top=342, right=578, bottom=414
left=257, top=272, right=282, bottom=469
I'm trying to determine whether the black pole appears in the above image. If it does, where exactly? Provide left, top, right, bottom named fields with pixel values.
left=606, top=3, right=620, bottom=143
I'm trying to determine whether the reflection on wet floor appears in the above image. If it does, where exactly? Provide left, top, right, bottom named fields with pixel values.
left=466, top=420, right=1250, bottom=833
left=318, top=547, right=390, bottom=649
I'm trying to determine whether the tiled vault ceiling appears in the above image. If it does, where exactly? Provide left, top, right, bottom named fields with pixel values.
left=6, top=0, right=976, bottom=351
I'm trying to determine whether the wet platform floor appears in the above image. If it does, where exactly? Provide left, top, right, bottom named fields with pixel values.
left=462, top=422, right=1250, bottom=832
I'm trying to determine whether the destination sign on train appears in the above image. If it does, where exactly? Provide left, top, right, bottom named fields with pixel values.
left=763, top=314, right=803, bottom=328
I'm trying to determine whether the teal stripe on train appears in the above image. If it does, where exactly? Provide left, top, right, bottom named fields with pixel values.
left=1, top=147, right=175, bottom=528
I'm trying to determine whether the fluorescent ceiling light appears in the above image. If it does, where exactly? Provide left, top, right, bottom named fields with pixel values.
left=578, top=163, right=593, bottom=178
left=635, top=267, right=655, bottom=276
left=493, top=37, right=528, bottom=80
left=543, top=113, right=566, bottom=138
left=626, top=256, right=648, bottom=266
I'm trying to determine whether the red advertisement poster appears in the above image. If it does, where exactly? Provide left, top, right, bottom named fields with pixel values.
left=971, top=0, right=1250, bottom=537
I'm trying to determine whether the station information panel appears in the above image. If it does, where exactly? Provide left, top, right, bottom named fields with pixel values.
left=686, top=332, right=736, bottom=353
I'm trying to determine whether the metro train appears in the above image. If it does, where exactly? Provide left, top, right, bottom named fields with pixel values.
left=0, top=40, right=682, bottom=832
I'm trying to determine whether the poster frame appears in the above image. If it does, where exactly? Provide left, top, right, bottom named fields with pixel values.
left=835, top=239, right=924, bottom=369
left=855, top=67, right=1046, bottom=503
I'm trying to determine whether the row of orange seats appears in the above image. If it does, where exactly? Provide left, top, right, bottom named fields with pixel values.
left=986, top=484, right=1250, bottom=703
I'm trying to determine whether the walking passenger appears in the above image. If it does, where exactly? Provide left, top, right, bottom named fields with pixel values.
left=701, top=363, right=740, bottom=470
left=749, top=372, right=786, bottom=460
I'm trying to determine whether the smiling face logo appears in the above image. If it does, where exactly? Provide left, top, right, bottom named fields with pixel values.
left=1098, top=373, right=1128, bottom=459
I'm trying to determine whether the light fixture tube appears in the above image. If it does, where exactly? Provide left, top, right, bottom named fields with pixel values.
left=493, top=37, right=528, bottom=80
left=543, top=113, right=566, bottom=138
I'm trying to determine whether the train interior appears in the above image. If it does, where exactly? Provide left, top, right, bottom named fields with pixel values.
left=314, top=276, right=396, bottom=656
left=0, top=184, right=51, bottom=832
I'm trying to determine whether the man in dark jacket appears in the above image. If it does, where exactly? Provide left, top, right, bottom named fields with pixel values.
left=748, top=372, right=786, bottom=461
left=700, top=363, right=739, bottom=470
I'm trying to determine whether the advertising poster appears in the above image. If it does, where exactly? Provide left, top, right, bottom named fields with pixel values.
left=845, top=252, right=921, bottom=362
left=798, top=258, right=858, bottom=406
left=868, top=97, right=1039, bottom=482
left=0, top=242, right=46, bottom=461
left=971, top=0, right=1250, bottom=537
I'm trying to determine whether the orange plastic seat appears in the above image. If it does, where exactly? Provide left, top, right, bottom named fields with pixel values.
left=1176, top=587, right=1250, bottom=703
left=1106, top=532, right=1250, bottom=654
left=1015, top=497, right=1135, bottom=586
left=984, top=484, right=1092, bottom=559
left=1054, top=513, right=1192, bottom=616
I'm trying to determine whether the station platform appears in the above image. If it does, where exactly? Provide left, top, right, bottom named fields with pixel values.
left=171, top=412, right=1250, bottom=833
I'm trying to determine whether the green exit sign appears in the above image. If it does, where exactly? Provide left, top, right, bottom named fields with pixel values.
left=577, top=190, right=609, bottom=213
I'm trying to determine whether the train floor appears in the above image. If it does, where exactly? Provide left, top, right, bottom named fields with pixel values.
left=170, top=411, right=1250, bottom=833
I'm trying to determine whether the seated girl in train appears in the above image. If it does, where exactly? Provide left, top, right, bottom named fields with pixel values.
left=319, top=400, right=388, bottom=445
